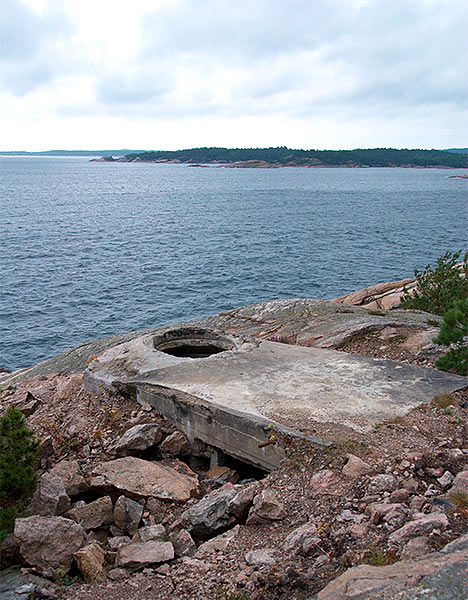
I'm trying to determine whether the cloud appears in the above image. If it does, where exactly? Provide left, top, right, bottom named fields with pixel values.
left=0, top=0, right=466, bottom=148
left=0, top=0, right=74, bottom=95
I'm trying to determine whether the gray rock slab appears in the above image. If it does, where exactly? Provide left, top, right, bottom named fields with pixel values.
left=1, top=298, right=442, bottom=387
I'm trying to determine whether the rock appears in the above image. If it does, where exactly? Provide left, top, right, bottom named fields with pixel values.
left=195, top=525, right=240, bottom=558
left=73, top=542, right=107, bottom=584
left=66, top=496, right=113, bottom=531
left=116, top=541, right=174, bottom=569
left=310, top=470, right=340, bottom=493
left=18, top=391, right=42, bottom=416
left=312, top=534, right=468, bottom=600
left=437, top=471, right=454, bottom=488
left=108, top=536, right=131, bottom=550
left=49, top=460, right=88, bottom=496
left=180, top=484, right=238, bottom=538
left=368, top=474, right=398, bottom=493
left=114, top=424, right=162, bottom=456
left=282, top=523, right=321, bottom=555
left=37, top=436, right=54, bottom=460
left=448, top=470, right=468, bottom=496
left=205, top=465, right=239, bottom=484
left=400, top=536, right=431, bottom=559
left=169, top=529, right=196, bottom=557
left=14, top=516, right=85, bottom=574
left=86, top=528, right=108, bottom=546
left=228, top=483, right=257, bottom=518
left=389, top=513, right=449, bottom=546
left=24, top=473, right=70, bottom=517
left=246, top=490, right=286, bottom=525
left=367, top=503, right=409, bottom=527
left=113, top=496, right=143, bottom=536
left=131, top=524, right=168, bottom=543
left=159, top=431, right=190, bottom=456
left=90, top=457, right=198, bottom=501
left=342, top=454, right=372, bottom=479
left=389, top=488, right=411, bottom=503
left=245, top=548, right=276, bottom=566
left=0, top=532, right=19, bottom=569
left=107, top=568, right=128, bottom=581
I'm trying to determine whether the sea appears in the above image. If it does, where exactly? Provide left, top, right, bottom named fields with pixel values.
left=1, top=156, right=467, bottom=371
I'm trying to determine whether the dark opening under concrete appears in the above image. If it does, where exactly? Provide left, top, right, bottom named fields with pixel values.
left=153, top=327, right=237, bottom=359
left=159, top=343, right=227, bottom=359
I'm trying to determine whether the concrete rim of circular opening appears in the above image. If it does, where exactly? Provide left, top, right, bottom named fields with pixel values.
left=153, top=327, right=240, bottom=359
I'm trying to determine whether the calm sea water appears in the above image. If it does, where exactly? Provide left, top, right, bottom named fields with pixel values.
left=1, top=157, right=467, bottom=371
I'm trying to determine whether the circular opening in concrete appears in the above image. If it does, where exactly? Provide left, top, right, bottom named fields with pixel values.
left=153, top=328, right=236, bottom=359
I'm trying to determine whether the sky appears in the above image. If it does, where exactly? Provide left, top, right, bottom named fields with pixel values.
left=1, top=0, right=467, bottom=151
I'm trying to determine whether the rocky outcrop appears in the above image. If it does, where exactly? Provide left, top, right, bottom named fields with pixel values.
left=65, top=496, right=114, bottom=531
left=331, top=277, right=416, bottom=310
left=312, top=534, right=468, bottom=600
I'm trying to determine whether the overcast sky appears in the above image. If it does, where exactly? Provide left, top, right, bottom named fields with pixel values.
left=1, top=0, right=466, bottom=151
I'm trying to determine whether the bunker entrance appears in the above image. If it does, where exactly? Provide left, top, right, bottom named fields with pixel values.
left=153, top=327, right=237, bottom=359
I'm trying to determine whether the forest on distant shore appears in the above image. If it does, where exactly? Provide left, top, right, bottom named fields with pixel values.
left=120, top=147, right=468, bottom=168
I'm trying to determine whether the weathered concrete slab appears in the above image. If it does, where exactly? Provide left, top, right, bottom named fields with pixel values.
left=129, top=341, right=464, bottom=431
left=84, top=330, right=465, bottom=470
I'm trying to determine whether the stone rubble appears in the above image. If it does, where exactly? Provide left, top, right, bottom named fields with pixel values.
left=1, top=364, right=467, bottom=599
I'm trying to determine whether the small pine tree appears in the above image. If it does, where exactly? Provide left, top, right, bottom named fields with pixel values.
left=401, top=250, right=468, bottom=316
left=0, top=406, right=40, bottom=542
left=433, top=298, right=468, bottom=376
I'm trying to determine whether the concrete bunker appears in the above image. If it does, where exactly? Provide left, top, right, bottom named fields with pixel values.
left=153, top=327, right=238, bottom=359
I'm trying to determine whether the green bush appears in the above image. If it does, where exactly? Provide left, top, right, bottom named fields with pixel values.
left=401, top=250, right=468, bottom=316
left=433, top=298, right=468, bottom=376
left=0, top=406, right=40, bottom=542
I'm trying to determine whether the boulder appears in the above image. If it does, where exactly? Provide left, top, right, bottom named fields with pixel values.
left=246, top=490, right=286, bottom=525
left=195, top=525, right=240, bottom=558
left=24, top=472, right=70, bottom=517
left=113, top=496, right=143, bottom=535
left=342, top=454, right=372, bottom=479
left=73, top=542, right=107, bottom=584
left=228, top=483, right=257, bottom=518
left=66, top=496, right=113, bottom=531
left=283, top=523, right=321, bottom=555
left=389, top=513, right=449, bottom=546
left=49, top=460, right=88, bottom=496
left=116, top=541, right=174, bottom=569
left=14, top=516, right=85, bottom=574
left=114, top=424, right=162, bottom=456
left=448, top=470, right=468, bottom=496
left=131, top=524, right=168, bottom=543
left=368, top=473, right=398, bottom=493
left=169, top=529, right=196, bottom=557
left=181, top=484, right=238, bottom=538
left=90, top=457, right=198, bottom=501
left=159, top=431, right=191, bottom=456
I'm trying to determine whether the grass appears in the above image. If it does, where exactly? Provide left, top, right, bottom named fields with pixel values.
left=450, top=491, right=468, bottom=514
left=431, top=394, right=458, bottom=409
left=362, top=546, right=398, bottom=566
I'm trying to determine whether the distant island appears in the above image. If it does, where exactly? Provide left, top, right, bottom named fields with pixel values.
left=102, top=147, right=468, bottom=168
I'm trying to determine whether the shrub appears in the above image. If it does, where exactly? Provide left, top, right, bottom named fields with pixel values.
left=433, top=298, right=468, bottom=376
left=401, top=250, right=468, bottom=316
left=0, top=406, right=40, bottom=542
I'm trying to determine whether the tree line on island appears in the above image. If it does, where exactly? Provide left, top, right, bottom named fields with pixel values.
left=118, top=147, right=468, bottom=168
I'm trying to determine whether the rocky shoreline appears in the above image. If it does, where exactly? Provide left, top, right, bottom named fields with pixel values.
left=1, top=289, right=467, bottom=599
